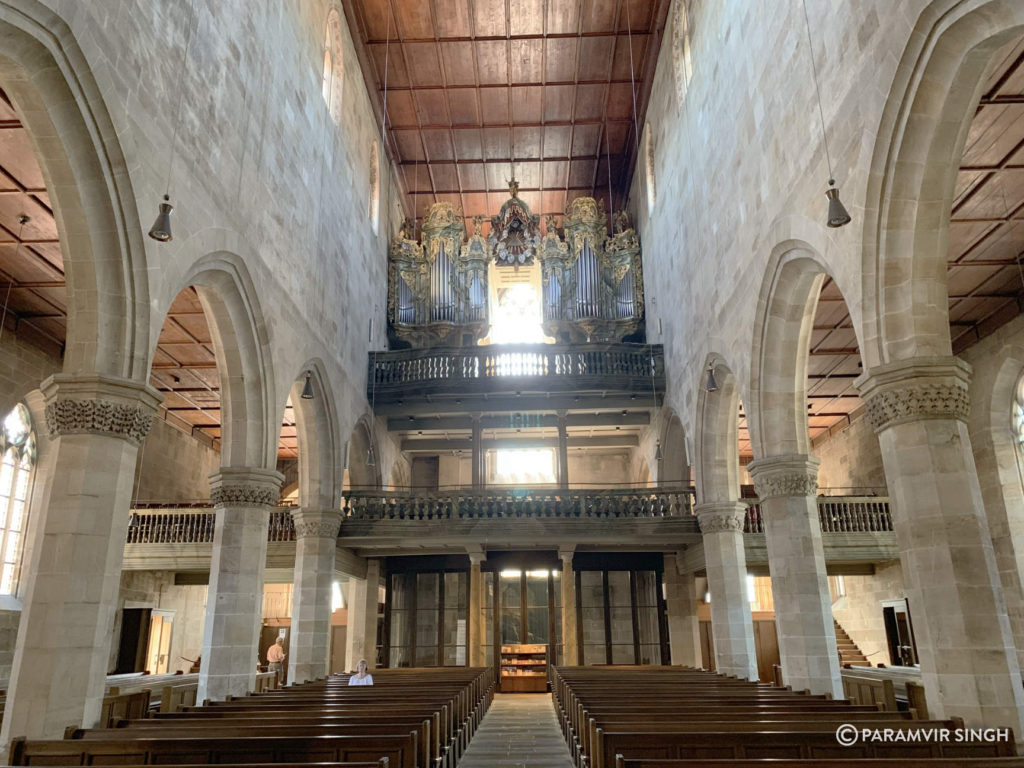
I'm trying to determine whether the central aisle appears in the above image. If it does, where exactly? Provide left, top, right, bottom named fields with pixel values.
left=458, top=693, right=575, bottom=768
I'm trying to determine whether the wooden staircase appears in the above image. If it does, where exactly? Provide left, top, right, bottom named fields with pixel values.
left=834, top=619, right=871, bottom=666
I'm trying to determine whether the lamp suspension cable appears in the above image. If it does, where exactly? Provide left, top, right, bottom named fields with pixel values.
left=650, top=347, right=662, bottom=462
left=379, top=4, right=392, bottom=215
left=605, top=117, right=615, bottom=224
left=148, top=1, right=198, bottom=242
left=0, top=215, right=29, bottom=346
left=625, top=0, right=641, bottom=156
left=799, top=0, right=851, bottom=228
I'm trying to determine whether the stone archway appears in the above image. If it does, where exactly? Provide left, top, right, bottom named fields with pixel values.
left=348, top=416, right=382, bottom=491
left=0, top=0, right=150, bottom=379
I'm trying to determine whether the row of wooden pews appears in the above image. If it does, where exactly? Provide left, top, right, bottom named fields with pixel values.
left=551, top=665, right=1024, bottom=768
left=10, top=667, right=494, bottom=768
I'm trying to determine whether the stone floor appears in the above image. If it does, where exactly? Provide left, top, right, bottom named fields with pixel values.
left=458, top=693, right=574, bottom=768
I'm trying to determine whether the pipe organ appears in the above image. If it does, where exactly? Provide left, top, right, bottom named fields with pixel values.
left=542, top=200, right=644, bottom=343
left=387, top=188, right=645, bottom=348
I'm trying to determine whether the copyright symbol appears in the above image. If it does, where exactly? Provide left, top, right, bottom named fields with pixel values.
left=836, top=724, right=859, bottom=746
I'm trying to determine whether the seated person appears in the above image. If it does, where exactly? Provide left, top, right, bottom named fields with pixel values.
left=348, top=658, right=374, bottom=686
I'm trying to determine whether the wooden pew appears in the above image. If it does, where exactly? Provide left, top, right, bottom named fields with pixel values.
left=842, top=672, right=897, bottom=711
left=10, top=732, right=419, bottom=767
left=159, top=682, right=198, bottom=713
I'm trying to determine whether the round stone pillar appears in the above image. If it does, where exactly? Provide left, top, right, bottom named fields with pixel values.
left=746, top=454, right=841, bottom=697
left=695, top=501, right=758, bottom=680
left=857, top=356, right=1024, bottom=731
left=288, top=508, right=342, bottom=684
left=1, top=374, right=160, bottom=750
left=199, top=467, right=283, bottom=703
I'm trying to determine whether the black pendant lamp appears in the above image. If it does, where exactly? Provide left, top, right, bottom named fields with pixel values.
left=803, top=0, right=851, bottom=229
left=149, top=6, right=196, bottom=242
left=300, top=372, right=314, bottom=400
left=705, top=364, right=719, bottom=393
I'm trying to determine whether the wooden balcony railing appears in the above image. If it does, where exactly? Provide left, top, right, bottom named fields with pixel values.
left=743, top=497, right=893, bottom=534
left=342, top=487, right=696, bottom=521
left=368, top=342, right=665, bottom=402
left=125, top=507, right=296, bottom=544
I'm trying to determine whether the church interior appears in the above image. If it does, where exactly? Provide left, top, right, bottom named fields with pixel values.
left=0, top=0, right=1024, bottom=765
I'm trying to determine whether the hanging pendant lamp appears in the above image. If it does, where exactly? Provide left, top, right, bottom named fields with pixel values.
left=802, top=0, right=851, bottom=229
left=300, top=371, right=314, bottom=400
left=148, top=195, right=174, bottom=242
left=655, top=441, right=663, bottom=462
left=705, top=364, right=719, bottom=393
left=826, top=180, right=851, bottom=228
left=149, top=6, right=196, bottom=242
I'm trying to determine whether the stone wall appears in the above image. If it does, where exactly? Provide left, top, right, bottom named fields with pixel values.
left=627, top=0, right=933, bottom=463
left=111, top=571, right=209, bottom=675
left=0, top=331, right=61, bottom=420
left=831, top=561, right=905, bottom=665
left=10, top=0, right=404, bottom=473
left=132, top=418, right=222, bottom=503
left=0, top=607, right=19, bottom=683
left=811, top=414, right=888, bottom=494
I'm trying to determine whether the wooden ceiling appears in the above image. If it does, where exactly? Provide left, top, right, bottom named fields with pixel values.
left=345, top=0, right=671, bottom=233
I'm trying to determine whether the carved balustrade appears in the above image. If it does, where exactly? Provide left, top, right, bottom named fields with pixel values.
left=125, top=506, right=297, bottom=544
left=368, top=342, right=664, bottom=402
left=743, top=497, right=893, bottom=534
left=342, top=487, right=694, bottom=521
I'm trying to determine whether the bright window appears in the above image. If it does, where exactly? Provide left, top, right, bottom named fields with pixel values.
left=489, top=283, right=546, bottom=344
left=494, top=448, right=556, bottom=486
left=321, top=28, right=333, bottom=109
left=0, top=404, right=35, bottom=597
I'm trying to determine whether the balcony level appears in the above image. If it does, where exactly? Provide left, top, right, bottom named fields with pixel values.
left=122, top=491, right=897, bottom=574
left=368, top=342, right=665, bottom=415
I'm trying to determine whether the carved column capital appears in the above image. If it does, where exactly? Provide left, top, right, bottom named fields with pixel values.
left=855, top=356, right=971, bottom=433
left=41, top=374, right=162, bottom=446
left=291, top=508, right=342, bottom=539
left=209, top=467, right=284, bottom=508
left=694, top=501, right=747, bottom=534
left=747, top=454, right=819, bottom=500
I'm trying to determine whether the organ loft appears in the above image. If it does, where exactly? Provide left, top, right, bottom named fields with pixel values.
left=0, top=0, right=1022, bottom=766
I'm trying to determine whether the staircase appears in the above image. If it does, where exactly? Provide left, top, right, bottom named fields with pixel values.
left=834, top=619, right=871, bottom=667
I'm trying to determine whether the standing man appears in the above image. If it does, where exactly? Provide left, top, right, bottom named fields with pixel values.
left=267, top=637, right=286, bottom=685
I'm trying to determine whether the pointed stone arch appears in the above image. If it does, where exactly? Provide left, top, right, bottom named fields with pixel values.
left=0, top=0, right=150, bottom=378
left=289, top=360, right=343, bottom=510
left=347, top=414, right=382, bottom=490
left=174, top=253, right=277, bottom=471
left=862, top=0, right=1024, bottom=365
left=694, top=355, right=742, bottom=504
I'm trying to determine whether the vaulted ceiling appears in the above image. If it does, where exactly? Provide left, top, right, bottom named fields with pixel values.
left=344, top=0, right=672, bottom=233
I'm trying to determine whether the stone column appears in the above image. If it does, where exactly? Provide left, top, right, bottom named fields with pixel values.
left=345, top=558, right=381, bottom=671
left=746, top=454, right=841, bottom=697
left=198, top=467, right=283, bottom=703
left=471, top=413, right=484, bottom=489
left=857, top=357, right=1024, bottom=731
left=663, top=554, right=701, bottom=668
left=0, top=374, right=159, bottom=747
left=557, top=410, right=570, bottom=489
left=288, top=508, right=342, bottom=684
left=468, top=552, right=485, bottom=666
left=695, top=501, right=758, bottom=680
left=559, top=549, right=579, bottom=665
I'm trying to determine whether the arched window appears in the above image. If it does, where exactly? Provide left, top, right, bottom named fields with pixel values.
left=645, top=127, right=657, bottom=214
left=672, top=0, right=693, bottom=106
left=370, top=140, right=381, bottom=234
left=0, top=404, right=35, bottom=597
left=322, top=9, right=344, bottom=123
left=1014, top=379, right=1024, bottom=449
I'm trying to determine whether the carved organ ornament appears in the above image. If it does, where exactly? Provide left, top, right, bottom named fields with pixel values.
left=387, top=189, right=646, bottom=348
